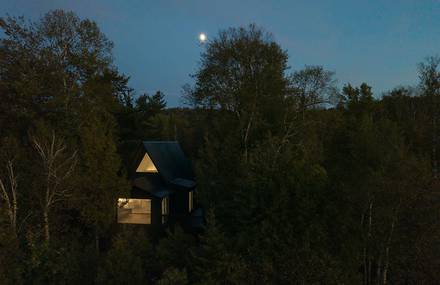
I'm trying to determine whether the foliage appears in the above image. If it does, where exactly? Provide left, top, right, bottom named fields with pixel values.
left=156, top=226, right=196, bottom=270
left=1, top=10, right=439, bottom=285
left=191, top=210, right=248, bottom=284
left=156, top=267, right=188, bottom=285
left=96, top=231, right=147, bottom=285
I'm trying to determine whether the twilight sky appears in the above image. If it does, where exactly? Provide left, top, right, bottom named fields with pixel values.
left=1, top=0, right=439, bottom=106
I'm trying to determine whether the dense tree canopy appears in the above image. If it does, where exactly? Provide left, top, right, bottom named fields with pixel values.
left=0, top=10, right=439, bottom=285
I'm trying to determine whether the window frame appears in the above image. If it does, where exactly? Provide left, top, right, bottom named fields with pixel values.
left=161, top=197, right=169, bottom=224
left=117, top=198, right=152, bottom=224
left=188, top=191, right=194, bottom=213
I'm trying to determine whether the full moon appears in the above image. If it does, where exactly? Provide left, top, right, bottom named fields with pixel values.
left=199, top=33, right=207, bottom=43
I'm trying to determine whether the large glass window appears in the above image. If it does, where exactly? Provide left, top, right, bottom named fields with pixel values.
left=161, top=197, right=169, bottom=224
left=117, top=198, right=151, bottom=224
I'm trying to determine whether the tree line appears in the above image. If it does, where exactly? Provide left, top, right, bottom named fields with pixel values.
left=0, top=10, right=439, bottom=284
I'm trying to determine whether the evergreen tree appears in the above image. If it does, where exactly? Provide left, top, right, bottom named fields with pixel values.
left=149, top=91, right=167, bottom=113
left=96, top=232, right=146, bottom=285
left=156, top=267, right=188, bottom=285
left=191, top=210, right=247, bottom=285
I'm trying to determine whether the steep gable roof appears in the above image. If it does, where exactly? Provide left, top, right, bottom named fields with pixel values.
left=142, top=141, right=194, bottom=186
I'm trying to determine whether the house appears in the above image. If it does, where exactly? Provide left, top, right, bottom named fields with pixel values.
left=117, top=141, right=201, bottom=233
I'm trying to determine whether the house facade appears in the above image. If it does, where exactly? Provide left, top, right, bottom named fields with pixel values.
left=117, top=141, right=200, bottom=232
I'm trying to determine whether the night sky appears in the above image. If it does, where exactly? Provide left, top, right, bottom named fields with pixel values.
left=1, top=0, right=439, bottom=106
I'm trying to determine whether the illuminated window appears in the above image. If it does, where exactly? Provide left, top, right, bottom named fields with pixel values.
left=188, top=191, right=194, bottom=213
left=117, top=198, right=151, bottom=224
left=136, top=153, right=158, bottom=173
left=161, top=197, right=169, bottom=224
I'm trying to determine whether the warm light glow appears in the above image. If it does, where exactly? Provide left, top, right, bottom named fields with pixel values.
left=161, top=197, right=169, bottom=224
left=117, top=198, right=151, bottom=224
left=199, top=33, right=207, bottom=43
left=136, top=153, right=158, bottom=173
left=188, top=191, right=194, bottom=212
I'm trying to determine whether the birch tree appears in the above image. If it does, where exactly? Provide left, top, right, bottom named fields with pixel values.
left=0, top=160, right=18, bottom=238
left=31, top=132, right=77, bottom=243
left=186, top=24, right=289, bottom=159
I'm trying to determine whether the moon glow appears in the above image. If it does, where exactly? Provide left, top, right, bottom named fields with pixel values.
left=199, top=33, right=207, bottom=43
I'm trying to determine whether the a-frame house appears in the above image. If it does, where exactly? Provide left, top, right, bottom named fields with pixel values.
left=117, top=141, right=200, bottom=232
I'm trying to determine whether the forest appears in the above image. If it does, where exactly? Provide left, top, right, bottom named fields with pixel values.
left=1, top=10, right=440, bottom=285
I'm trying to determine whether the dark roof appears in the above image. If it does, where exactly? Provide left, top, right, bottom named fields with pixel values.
left=142, top=141, right=194, bottom=185
left=171, top=178, right=196, bottom=189
left=132, top=176, right=172, bottom=198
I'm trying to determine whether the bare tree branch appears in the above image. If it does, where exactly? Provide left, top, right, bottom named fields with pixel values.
left=0, top=160, right=19, bottom=237
left=31, top=131, right=77, bottom=243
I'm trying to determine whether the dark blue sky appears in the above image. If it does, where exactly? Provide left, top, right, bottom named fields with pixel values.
left=2, top=0, right=439, bottom=106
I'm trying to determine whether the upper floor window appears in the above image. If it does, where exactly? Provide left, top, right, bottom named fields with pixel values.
left=136, top=153, right=158, bottom=173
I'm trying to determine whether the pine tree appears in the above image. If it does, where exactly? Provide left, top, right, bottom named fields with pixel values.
left=149, top=91, right=167, bottom=113
left=191, top=210, right=247, bottom=284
